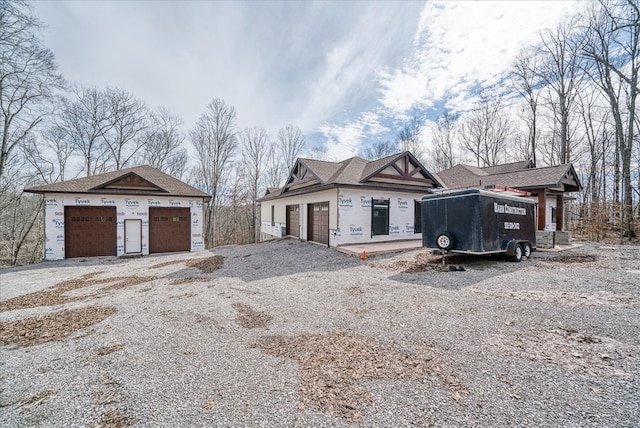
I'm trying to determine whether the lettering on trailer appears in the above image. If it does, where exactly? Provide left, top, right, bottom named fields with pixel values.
left=494, top=202, right=526, bottom=216
left=504, top=222, right=521, bottom=230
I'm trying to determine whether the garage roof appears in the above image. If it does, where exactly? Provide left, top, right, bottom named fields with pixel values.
left=25, top=165, right=211, bottom=200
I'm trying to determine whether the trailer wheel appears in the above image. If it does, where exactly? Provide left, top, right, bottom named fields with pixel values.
left=523, top=243, right=532, bottom=259
left=511, top=244, right=523, bottom=262
left=436, top=232, right=455, bottom=250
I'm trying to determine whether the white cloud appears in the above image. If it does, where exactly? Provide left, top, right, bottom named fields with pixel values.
left=380, top=0, right=582, bottom=116
left=322, top=0, right=584, bottom=160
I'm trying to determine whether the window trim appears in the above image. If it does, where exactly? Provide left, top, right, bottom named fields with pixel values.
left=371, top=198, right=390, bottom=236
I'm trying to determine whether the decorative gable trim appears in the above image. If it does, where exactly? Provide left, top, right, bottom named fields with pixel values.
left=91, top=172, right=168, bottom=193
left=360, top=152, right=440, bottom=187
left=282, top=159, right=323, bottom=193
left=559, top=164, right=581, bottom=190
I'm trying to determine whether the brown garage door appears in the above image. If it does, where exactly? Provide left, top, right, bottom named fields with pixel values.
left=65, top=206, right=116, bottom=258
left=149, top=207, right=191, bottom=253
left=308, top=202, right=329, bottom=245
left=286, top=205, right=300, bottom=237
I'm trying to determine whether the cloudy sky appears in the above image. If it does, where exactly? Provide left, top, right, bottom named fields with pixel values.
left=34, top=0, right=583, bottom=161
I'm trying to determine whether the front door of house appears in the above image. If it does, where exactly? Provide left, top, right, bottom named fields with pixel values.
left=125, top=219, right=142, bottom=254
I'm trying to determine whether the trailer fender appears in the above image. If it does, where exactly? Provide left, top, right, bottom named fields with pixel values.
left=505, top=240, right=520, bottom=257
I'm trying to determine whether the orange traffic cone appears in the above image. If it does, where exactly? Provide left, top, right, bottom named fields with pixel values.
left=360, top=250, right=367, bottom=260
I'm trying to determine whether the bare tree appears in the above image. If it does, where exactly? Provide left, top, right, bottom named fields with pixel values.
left=0, top=0, right=64, bottom=178
left=277, top=124, right=306, bottom=178
left=104, top=87, right=149, bottom=170
left=535, top=17, right=585, bottom=164
left=139, top=106, right=187, bottom=178
left=396, top=115, right=425, bottom=161
left=430, top=110, right=459, bottom=170
left=240, top=126, right=270, bottom=243
left=306, top=145, right=329, bottom=160
left=583, top=0, right=639, bottom=238
left=21, top=126, right=74, bottom=184
left=460, top=96, right=515, bottom=167
left=511, top=49, right=543, bottom=165
left=360, top=140, right=396, bottom=160
left=0, top=153, right=43, bottom=266
left=58, top=86, right=113, bottom=176
left=264, top=143, right=283, bottom=189
left=190, top=98, right=238, bottom=248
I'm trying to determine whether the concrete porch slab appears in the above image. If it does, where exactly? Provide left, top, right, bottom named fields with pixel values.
left=536, top=243, right=583, bottom=252
left=337, top=240, right=423, bottom=257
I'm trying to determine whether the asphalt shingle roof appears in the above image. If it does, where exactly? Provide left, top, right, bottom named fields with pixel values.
left=25, top=165, right=210, bottom=200
left=437, top=163, right=581, bottom=191
left=259, top=151, right=441, bottom=201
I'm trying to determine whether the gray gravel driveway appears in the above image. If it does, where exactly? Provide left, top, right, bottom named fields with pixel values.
left=1, top=239, right=638, bottom=427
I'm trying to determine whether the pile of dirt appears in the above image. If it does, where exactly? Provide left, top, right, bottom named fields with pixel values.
left=372, top=252, right=488, bottom=273
left=186, top=255, right=225, bottom=273
left=94, top=407, right=135, bottom=428
left=372, top=252, right=440, bottom=273
left=0, top=389, right=58, bottom=408
left=0, top=306, right=116, bottom=347
left=149, top=255, right=225, bottom=274
left=96, top=344, right=124, bottom=356
left=169, top=277, right=208, bottom=285
left=252, top=330, right=466, bottom=422
left=546, top=254, right=599, bottom=263
left=148, top=259, right=186, bottom=269
left=232, top=303, right=272, bottom=329
left=0, top=273, right=156, bottom=311
left=471, top=288, right=637, bottom=307
left=487, top=328, right=632, bottom=378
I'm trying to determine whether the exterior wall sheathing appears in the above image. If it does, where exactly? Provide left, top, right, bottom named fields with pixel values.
left=43, top=193, right=205, bottom=260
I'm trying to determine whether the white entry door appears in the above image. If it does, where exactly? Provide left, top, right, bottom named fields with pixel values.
left=125, top=219, right=142, bottom=253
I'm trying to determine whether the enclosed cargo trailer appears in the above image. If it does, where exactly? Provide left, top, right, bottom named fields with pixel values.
left=421, top=189, right=536, bottom=261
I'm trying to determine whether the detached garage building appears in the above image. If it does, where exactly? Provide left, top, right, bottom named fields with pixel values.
left=25, top=165, right=210, bottom=260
